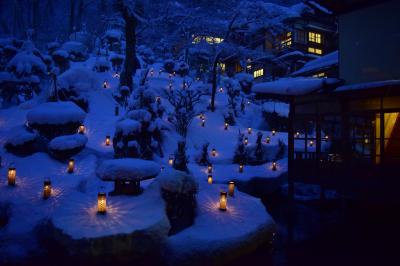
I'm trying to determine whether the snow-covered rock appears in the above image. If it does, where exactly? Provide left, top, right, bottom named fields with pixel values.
left=4, top=126, right=37, bottom=147
left=27, top=101, right=86, bottom=125
left=96, top=158, right=161, bottom=181
left=49, top=134, right=88, bottom=151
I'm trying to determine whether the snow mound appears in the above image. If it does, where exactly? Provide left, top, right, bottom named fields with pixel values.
left=5, top=126, right=37, bottom=146
left=115, top=119, right=141, bottom=136
left=49, top=134, right=88, bottom=151
left=57, top=67, right=100, bottom=92
left=158, top=168, right=198, bottom=194
left=97, top=158, right=160, bottom=181
left=27, top=101, right=86, bottom=125
left=7, top=51, right=46, bottom=77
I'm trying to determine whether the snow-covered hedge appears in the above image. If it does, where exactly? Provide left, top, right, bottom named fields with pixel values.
left=49, top=134, right=88, bottom=159
left=235, top=73, right=254, bottom=94
left=61, top=41, right=88, bottom=61
left=96, top=158, right=160, bottom=181
left=174, top=61, right=189, bottom=77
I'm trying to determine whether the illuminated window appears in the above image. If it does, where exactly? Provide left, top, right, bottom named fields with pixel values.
left=308, top=32, right=322, bottom=44
left=313, top=72, right=326, bottom=78
left=308, top=47, right=323, bottom=55
left=235, top=63, right=242, bottom=73
left=217, top=63, right=226, bottom=72
left=192, top=35, right=224, bottom=45
left=253, top=69, right=264, bottom=78
left=280, top=32, right=292, bottom=49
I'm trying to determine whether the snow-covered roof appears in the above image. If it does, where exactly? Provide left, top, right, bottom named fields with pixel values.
left=335, top=80, right=400, bottom=92
left=306, top=1, right=333, bottom=14
left=252, top=77, right=339, bottom=96
left=291, top=50, right=338, bottom=77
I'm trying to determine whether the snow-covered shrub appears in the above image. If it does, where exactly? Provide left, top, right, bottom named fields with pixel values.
left=137, top=45, right=155, bottom=64
left=0, top=45, right=18, bottom=68
left=110, top=53, right=124, bottom=71
left=274, top=139, right=286, bottom=161
left=61, top=41, right=88, bottom=62
left=27, top=101, right=86, bottom=139
left=113, top=118, right=142, bottom=158
left=49, top=134, right=88, bottom=160
left=233, top=131, right=248, bottom=164
left=223, top=110, right=236, bottom=126
left=0, top=201, right=12, bottom=228
left=236, top=73, right=254, bottom=94
left=102, top=29, right=123, bottom=52
left=7, top=50, right=46, bottom=78
left=158, top=168, right=198, bottom=235
left=4, top=126, right=38, bottom=156
left=262, top=106, right=288, bottom=132
left=174, top=61, right=189, bottom=77
left=46, top=41, right=60, bottom=54
left=0, top=71, right=40, bottom=104
left=52, top=49, right=70, bottom=73
left=195, top=142, right=211, bottom=166
left=173, top=141, right=189, bottom=172
left=163, top=59, right=175, bottom=73
left=93, top=56, right=111, bottom=72
left=246, top=131, right=269, bottom=165
left=223, top=77, right=241, bottom=117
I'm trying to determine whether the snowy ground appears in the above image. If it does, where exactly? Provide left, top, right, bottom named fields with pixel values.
left=0, top=58, right=283, bottom=264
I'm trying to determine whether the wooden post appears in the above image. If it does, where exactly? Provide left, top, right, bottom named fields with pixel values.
left=288, top=97, right=295, bottom=200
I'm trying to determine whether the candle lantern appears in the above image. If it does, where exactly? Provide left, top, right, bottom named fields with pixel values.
left=103, top=81, right=108, bottom=89
left=105, top=136, right=111, bottom=146
left=159, top=69, right=163, bottom=75
left=150, top=69, right=154, bottom=77
left=78, top=124, right=85, bottom=134
left=169, top=73, right=172, bottom=79
left=266, top=136, right=270, bottom=144
left=173, top=71, right=176, bottom=76
left=97, top=192, right=107, bottom=214
left=364, top=135, right=369, bottom=144
left=272, top=161, right=277, bottom=171
left=67, top=159, right=74, bottom=173
left=272, top=129, right=276, bottom=136
left=224, top=122, right=228, bottom=130
left=219, top=191, right=227, bottom=211
left=309, top=140, right=314, bottom=147
left=115, top=105, right=119, bottom=116
left=43, top=180, right=51, bottom=199
left=247, top=100, right=251, bottom=105
left=244, top=137, right=248, bottom=145
left=168, top=155, right=174, bottom=166
left=239, top=164, right=244, bottom=173
left=156, top=96, right=161, bottom=103
left=207, top=175, right=213, bottom=184
left=247, top=127, right=252, bottom=134
left=201, top=118, right=205, bottom=127
left=7, top=167, right=16, bottom=186
left=199, top=113, right=204, bottom=120
left=295, top=131, right=300, bottom=138
left=211, top=148, right=217, bottom=157
left=219, top=87, right=223, bottom=93
left=325, top=135, right=329, bottom=141
left=228, top=181, right=235, bottom=197
left=207, top=164, right=212, bottom=174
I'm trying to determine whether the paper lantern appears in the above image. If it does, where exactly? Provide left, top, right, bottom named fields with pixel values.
left=67, top=159, right=74, bottom=173
left=239, top=164, right=244, bottom=173
left=207, top=175, right=213, bottom=184
left=265, top=136, right=270, bottom=144
left=272, top=129, right=276, bottom=136
left=219, top=191, right=227, bottom=211
left=78, top=124, right=85, bottom=134
left=207, top=164, right=212, bottom=174
left=272, top=161, right=277, bottom=171
left=168, top=155, right=174, bottom=166
left=228, top=181, right=235, bottom=197
left=43, top=180, right=51, bottom=199
left=244, top=137, right=248, bottom=145
left=211, top=148, right=217, bottom=157
left=7, top=167, right=16, bottom=186
left=224, top=122, right=228, bottom=130
left=105, top=136, right=111, bottom=146
left=97, top=192, right=107, bottom=214
left=247, top=127, right=252, bottom=134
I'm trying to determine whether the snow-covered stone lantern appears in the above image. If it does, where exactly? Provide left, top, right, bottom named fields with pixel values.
left=228, top=181, right=235, bottom=197
left=97, top=192, right=107, bottom=214
left=272, top=129, right=276, bottom=136
left=265, top=136, right=270, bottom=144
left=239, top=164, right=244, bottom=173
left=78, top=124, right=85, bottom=134
left=207, top=164, right=213, bottom=174
left=224, top=122, right=228, bottom=130
left=105, top=136, right=111, bottom=146
left=219, top=191, right=227, bottom=211
left=244, top=137, right=248, bottom=145
left=247, top=127, right=252, bottom=134
left=67, top=159, right=75, bottom=173
left=272, top=161, right=277, bottom=171
left=7, top=167, right=16, bottom=186
left=211, top=148, right=217, bottom=157
left=207, top=174, right=213, bottom=184
left=43, top=180, right=51, bottom=199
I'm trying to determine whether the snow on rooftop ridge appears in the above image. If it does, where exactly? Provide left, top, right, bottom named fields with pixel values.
left=96, top=158, right=161, bottom=181
left=252, top=77, right=337, bottom=96
left=27, top=101, right=86, bottom=125
left=335, top=80, right=400, bottom=92
left=49, top=134, right=88, bottom=151
left=291, top=50, right=338, bottom=76
left=308, top=1, right=333, bottom=14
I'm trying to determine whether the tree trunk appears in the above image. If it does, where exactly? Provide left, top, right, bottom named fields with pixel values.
left=69, top=0, right=76, bottom=35
left=210, top=54, right=220, bottom=111
left=120, top=15, right=137, bottom=90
